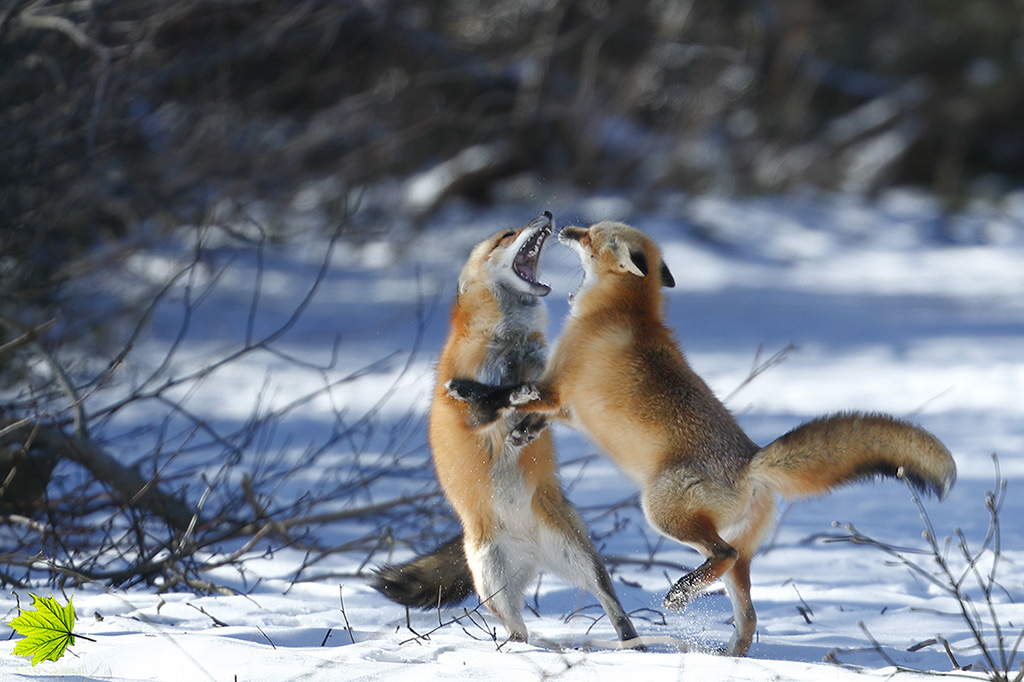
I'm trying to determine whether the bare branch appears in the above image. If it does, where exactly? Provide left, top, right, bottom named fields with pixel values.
left=830, top=457, right=1021, bottom=679
left=725, top=343, right=797, bottom=404
left=27, top=424, right=196, bottom=532
left=0, top=317, right=60, bottom=359
left=0, top=314, right=87, bottom=438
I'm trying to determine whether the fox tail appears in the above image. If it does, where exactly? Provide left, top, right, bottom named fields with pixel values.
left=369, top=535, right=475, bottom=609
left=750, top=412, right=956, bottom=500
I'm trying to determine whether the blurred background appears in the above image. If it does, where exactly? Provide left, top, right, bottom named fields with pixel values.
left=4, top=0, right=1024, bottom=315
left=2, top=0, right=1024, bottom=591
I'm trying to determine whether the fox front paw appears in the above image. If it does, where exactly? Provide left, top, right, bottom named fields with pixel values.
left=507, top=415, right=548, bottom=447
left=508, top=383, right=540, bottom=406
left=444, top=378, right=510, bottom=427
left=444, top=379, right=473, bottom=402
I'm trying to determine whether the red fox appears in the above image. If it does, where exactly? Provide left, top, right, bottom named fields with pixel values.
left=371, top=213, right=640, bottom=646
left=448, top=220, right=956, bottom=656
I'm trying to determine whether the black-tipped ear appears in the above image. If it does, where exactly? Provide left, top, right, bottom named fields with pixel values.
left=660, top=261, right=675, bottom=288
left=629, top=250, right=649, bottom=277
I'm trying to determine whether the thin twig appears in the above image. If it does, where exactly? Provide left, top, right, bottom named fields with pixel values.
left=339, top=585, right=355, bottom=644
left=725, top=343, right=797, bottom=403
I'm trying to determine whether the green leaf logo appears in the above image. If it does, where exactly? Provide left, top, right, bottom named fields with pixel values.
left=9, top=594, right=80, bottom=666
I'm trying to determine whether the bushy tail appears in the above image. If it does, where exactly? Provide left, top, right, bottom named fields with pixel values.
left=750, top=412, right=956, bottom=500
left=369, top=535, right=475, bottom=609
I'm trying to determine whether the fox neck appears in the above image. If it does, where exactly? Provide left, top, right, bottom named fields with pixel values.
left=453, top=282, right=547, bottom=385
left=485, top=284, right=547, bottom=385
left=572, top=272, right=664, bottom=323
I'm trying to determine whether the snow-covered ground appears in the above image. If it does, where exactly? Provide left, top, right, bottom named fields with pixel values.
left=2, top=189, right=1023, bottom=681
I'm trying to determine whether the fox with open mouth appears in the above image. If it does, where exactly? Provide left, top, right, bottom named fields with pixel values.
left=370, top=213, right=640, bottom=647
left=448, top=220, right=956, bottom=656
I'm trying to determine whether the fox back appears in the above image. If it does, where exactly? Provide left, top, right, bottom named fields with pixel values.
left=548, top=222, right=758, bottom=484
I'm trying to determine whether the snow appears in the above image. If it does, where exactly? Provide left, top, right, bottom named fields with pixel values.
left=2, top=190, right=1022, bottom=681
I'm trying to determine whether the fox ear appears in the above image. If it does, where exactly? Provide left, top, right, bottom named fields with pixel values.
left=612, top=240, right=647, bottom=278
left=660, top=261, right=675, bottom=288
left=628, top=249, right=649, bottom=277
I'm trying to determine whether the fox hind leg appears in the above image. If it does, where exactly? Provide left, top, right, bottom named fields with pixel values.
left=661, top=533, right=737, bottom=611
left=720, top=487, right=776, bottom=655
left=583, top=551, right=642, bottom=645
left=641, top=481, right=739, bottom=610
left=464, top=534, right=535, bottom=642
left=534, top=487, right=641, bottom=645
left=722, top=556, right=756, bottom=655
left=646, top=478, right=774, bottom=656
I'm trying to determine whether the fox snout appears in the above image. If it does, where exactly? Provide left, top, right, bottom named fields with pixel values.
left=557, top=225, right=590, bottom=246
left=530, top=210, right=554, bottom=229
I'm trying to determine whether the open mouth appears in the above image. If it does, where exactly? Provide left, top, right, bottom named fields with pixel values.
left=556, top=226, right=588, bottom=303
left=512, top=213, right=553, bottom=295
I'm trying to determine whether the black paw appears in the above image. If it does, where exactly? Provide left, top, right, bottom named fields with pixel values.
left=508, top=383, right=540, bottom=406
left=662, top=582, right=693, bottom=611
left=444, top=378, right=477, bottom=402
left=508, top=414, right=548, bottom=447
left=444, top=378, right=515, bottom=427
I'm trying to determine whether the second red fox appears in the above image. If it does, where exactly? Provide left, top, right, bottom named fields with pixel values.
left=448, top=220, right=956, bottom=656
left=371, top=213, right=640, bottom=646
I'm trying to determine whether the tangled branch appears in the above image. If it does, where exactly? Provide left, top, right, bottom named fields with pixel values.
left=827, top=456, right=1023, bottom=681
left=1, top=219, right=445, bottom=593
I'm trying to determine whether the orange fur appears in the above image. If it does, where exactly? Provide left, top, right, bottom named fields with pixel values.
left=429, top=229, right=558, bottom=548
left=505, top=221, right=956, bottom=655
left=382, top=215, right=639, bottom=645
